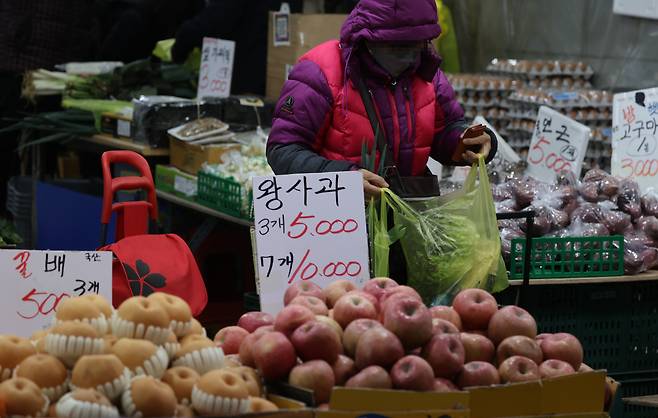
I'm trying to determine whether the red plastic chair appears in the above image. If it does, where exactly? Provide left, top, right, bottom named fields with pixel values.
left=100, top=151, right=158, bottom=245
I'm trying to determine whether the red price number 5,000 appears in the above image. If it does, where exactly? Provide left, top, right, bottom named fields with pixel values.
left=529, top=137, right=573, bottom=173
left=288, top=212, right=358, bottom=240
left=17, top=288, right=70, bottom=319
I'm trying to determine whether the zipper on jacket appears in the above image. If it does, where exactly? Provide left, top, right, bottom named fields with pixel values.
left=403, top=85, right=413, bottom=144
left=386, top=90, right=401, bottom=163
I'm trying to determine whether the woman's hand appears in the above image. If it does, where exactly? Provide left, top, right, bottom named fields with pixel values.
left=359, top=169, right=389, bottom=199
left=461, top=129, right=492, bottom=163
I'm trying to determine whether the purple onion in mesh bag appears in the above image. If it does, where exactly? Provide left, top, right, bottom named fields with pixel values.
left=617, top=179, right=642, bottom=219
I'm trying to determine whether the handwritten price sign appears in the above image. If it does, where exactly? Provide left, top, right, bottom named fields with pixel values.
left=253, top=172, right=369, bottom=315
left=612, top=87, right=658, bottom=192
left=197, top=37, right=235, bottom=99
left=527, top=106, right=591, bottom=181
left=0, top=250, right=112, bottom=336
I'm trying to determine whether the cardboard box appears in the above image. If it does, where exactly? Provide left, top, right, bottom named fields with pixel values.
left=266, top=13, right=346, bottom=100
left=169, top=137, right=241, bottom=175
left=155, top=165, right=198, bottom=198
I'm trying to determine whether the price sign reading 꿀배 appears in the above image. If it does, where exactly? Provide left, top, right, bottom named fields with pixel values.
left=252, top=172, right=370, bottom=315
left=612, top=87, right=658, bottom=193
left=0, top=250, right=112, bottom=337
left=526, top=106, right=591, bottom=182
left=197, top=37, right=235, bottom=99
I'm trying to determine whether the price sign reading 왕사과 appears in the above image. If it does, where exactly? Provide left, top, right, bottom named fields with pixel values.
left=612, top=87, right=658, bottom=192
left=197, top=37, right=235, bottom=99
left=0, top=250, right=112, bottom=337
left=253, top=172, right=370, bottom=315
left=526, top=106, right=591, bottom=182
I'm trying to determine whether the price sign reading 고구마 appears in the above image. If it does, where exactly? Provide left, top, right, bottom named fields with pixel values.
left=252, top=171, right=370, bottom=315
left=612, top=87, right=658, bottom=192
left=0, top=250, right=112, bottom=337
left=526, top=106, right=591, bottom=182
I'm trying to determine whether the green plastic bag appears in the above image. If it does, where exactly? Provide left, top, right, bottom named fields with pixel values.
left=373, top=156, right=508, bottom=305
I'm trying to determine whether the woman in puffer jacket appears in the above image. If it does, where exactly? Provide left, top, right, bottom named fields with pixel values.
left=267, top=0, right=498, bottom=198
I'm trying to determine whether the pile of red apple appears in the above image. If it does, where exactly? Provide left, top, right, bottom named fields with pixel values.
left=214, top=279, right=602, bottom=406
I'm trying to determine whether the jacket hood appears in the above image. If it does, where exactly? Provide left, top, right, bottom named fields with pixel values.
left=340, top=0, right=442, bottom=47
left=339, top=0, right=442, bottom=84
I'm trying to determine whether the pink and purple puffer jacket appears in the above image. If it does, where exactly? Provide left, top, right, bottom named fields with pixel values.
left=267, top=0, right=496, bottom=177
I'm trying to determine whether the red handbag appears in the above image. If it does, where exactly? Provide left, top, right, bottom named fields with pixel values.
left=100, top=234, right=208, bottom=316
left=100, top=151, right=207, bottom=316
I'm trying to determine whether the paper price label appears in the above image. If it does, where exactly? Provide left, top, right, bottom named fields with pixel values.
left=197, top=37, right=235, bottom=99
left=612, top=87, right=658, bottom=192
left=526, top=106, right=591, bottom=181
left=0, top=250, right=112, bottom=336
left=252, top=172, right=369, bottom=315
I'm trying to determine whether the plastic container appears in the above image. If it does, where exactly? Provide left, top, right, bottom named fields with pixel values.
left=197, top=171, right=252, bottom=220
left=509, top=235, right=624, bottom=279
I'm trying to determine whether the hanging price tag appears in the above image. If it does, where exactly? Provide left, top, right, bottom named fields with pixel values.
left=252, top=172, right=370, bottom=315
left=0, top=250, right=112, bottom=336
left=197, top=37, right=235, bottom=99
left=612, top=87, right=658, bottom=192
left=526, top=106, right=591, bottom=181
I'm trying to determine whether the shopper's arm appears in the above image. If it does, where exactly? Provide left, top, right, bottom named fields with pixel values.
left=172, top=0, right=244, bottom=62
left=430, top=70, right=499, bottom=166
left=267, top=60, right=350, bottom=174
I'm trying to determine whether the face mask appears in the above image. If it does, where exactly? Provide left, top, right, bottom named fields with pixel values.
left=367, top=42, right=424, bottom=78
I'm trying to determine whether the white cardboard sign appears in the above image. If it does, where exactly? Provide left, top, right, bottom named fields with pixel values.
left=0, top=250, right=112, bottom=336
left=526, top=106, right=591, bottom=181
left=612, top=87, right=658, bottom=192
left=252, top=172, right=370, bottom=315
left=197, top=37, right=235, bottom=99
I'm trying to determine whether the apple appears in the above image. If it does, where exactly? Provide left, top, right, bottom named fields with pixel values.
left=344, top=291, right=379, bottom=311
left=498, top=356, right=540, bottom=383
left=432, top=318, right=460, bottom=336
left=343, top=319, right=383, bottom=357
left=539, top=359, right=575, bottom=379
left=328, top=309, right=334, bottom=319
left=457, top=361, right=501, bottom=389
left=214, top=326, right=249, bottom=355
left=382, top=297, right=433, bottom=350
left=379, top=286, right=422, bottom=311
left=274, top=305, right=316, bottom=336
left=345, top=366, right=392, bottom=389
left=284, top=282, right=325, bottom=306
left=238, top=326, right=273, bottom=367
left=433, top=378, right=458, bottom=392
left=333, top=355, right=357, bottom=386
left=536, top=333, right=552, bottom=342
left=538, top=333, right=583, bottom=370
left=238, top=312, right=274, bottom=333
left=497, top=336, right=543, bottom=365
left=421, top=333, right=465, bottom=379
left=288, top=360, right=335, bottom=404
left=430, top=306, right=462, bottom=331
left=452, top=289, right=498, bottom=331
left=252, top=331, right=297, bottom=380
left=290, top=295, right=329, bottom=316
left=487, top=306, right=537, bottom=345
left=291, top=320, right=341, bottom=364
left=323, top=280, right=357, bottom=308
left=355, top=327, right=405, bottom=370
left=390, top=355, right=434, bottom=391
left=315, top=315, right=343, bottom=340
left=578, top=363, right=594, bottom=373
left=333, top=293, right=378, bottom=329
left=460, top=333, right=495, bottom=363
left=362, top=277, right=399, bottom=301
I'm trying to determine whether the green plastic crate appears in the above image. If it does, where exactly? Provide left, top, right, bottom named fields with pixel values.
left=609, top=371, right=658, bottom=418
left=197, top=171, right=252, bottom=220
left=509, top=235, right=624, bottom=279
left=496, top=280, right=658, bottom=374
left=155, top=165, right=198, bottom=199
